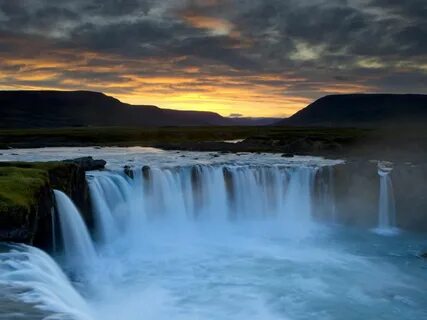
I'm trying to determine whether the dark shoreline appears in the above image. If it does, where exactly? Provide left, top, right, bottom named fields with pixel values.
left=1, top=126, right=427, bottom=163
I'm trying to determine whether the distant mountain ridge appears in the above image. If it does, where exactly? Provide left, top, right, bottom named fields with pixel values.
left=1, top=91, right=426, bottom=129
left=0, top=90, right=232, bottom=128
left=277, top=94, right=427, bottom=127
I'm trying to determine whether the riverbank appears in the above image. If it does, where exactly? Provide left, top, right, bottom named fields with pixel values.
left=1, top=126, right=426, bottom=162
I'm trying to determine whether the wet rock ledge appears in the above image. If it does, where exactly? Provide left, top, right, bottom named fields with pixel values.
left=0, top=157, right=105, bottom=247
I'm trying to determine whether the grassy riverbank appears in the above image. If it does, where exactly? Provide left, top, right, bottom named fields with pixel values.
left=0, top=160, right=95, bottom=245
left=0, top=126, right=368, bottom=148
left=0, top=166, right=48, bottom=211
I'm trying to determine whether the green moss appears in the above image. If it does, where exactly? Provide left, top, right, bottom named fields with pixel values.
left=0, top=162, right=74, bottom=209
left=0, top=161, right=85, bottom=243
left=0, top=162, right=78, bottom=211
left=0, top=161, right=65, bottom=169
left=0, top=167, right=48, bottom=210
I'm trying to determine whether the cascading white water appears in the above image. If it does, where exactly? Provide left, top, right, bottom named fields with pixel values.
left=87, top=171, right=144, bottom=244
left=374, top=164, right=399, bottom=235
left=53, top=190, right=98, bottom=268
left=2, top=148, right=427, bottom=320
left=0, top=244, right=94, bottom=320
left=315, top=166, right=337, bottom=223
left=51, top=207, right=57, bottom=253
left=87, top=165, right=320, bottom=245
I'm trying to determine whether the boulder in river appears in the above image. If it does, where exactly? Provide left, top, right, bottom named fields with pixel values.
left=124, top=166, right=134, bottom=179
left=63, top=157, right=106, bottom=171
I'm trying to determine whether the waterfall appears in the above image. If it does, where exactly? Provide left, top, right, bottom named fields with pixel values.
left=374, top=163, right=399, bottom=235
left=0, top=244, right=94, bottom=320
left=281, top=167, right=318, bottom=236
left=53, top=190, right=98, bottom=267
left=87, top=171, right=143, bottom=244
left=51, top=207, right=57, bottom=253
left=313, top=166, right=337, bottom=223
left=87, top=164, right=322, bottom=245
left=4, top=148, right=427, bottom=320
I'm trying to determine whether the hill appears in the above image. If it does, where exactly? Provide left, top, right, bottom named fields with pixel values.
left=277, top=94, right=427, bottom=127
left=0, top=91, right=232, bottom=128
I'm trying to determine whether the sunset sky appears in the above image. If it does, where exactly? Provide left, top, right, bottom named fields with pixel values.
left=0, top=0, right=426, bottom=117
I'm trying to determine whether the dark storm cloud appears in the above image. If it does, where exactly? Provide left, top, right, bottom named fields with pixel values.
left=0, top=0, right=425, bottom=115
left=68, top=20, right=173, bottom=54
left=369, top=0, right=427, bottom=20
left=82, top=0, right=151, bottom=16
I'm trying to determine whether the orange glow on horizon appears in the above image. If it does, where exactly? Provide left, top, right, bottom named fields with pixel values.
left=113, top=89, right=310, bottom=118
left=0, top=52, right=377, bottom=118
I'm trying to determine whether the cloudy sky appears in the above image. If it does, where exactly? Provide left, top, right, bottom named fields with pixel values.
left=0, top=0, right=425, bottom=117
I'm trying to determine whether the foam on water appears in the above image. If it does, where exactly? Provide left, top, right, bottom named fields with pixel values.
left=0, top=148, right=426, bottom=319
left=64, top=223, right=427, bottom=320
left=87, top=165, right=321, bottom=244
left=0, top=146, right=343, bottom=170
left=0, top=244, right=94, bottom=320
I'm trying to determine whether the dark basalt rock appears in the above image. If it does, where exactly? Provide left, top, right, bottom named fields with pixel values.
left=124, top=166, right=134, bottom=179
left=0, top=227, right=33, bottom=243
left=332, top=161, right=379, bottom=227
left=0, top=182, right=53, bottom=247
left=0, top=159, right=105, bottom=247
left=392, top=163, right=427, bottom=231
left=142, top=166, right=151, bottom=180
left=141, top=166, right=152, bottom=193
left=47, top=163, right=94, bottom=229
left=63, top=156, right=106, bottom=171
left=33, top=185, right=55, bottom=248
left=191, top=166, right=203, bottom=214
left=281, top=153, right=294, bottom=158
left=222, top=167, right=235, bottom=206
left=331, top=160, right=427, bottom=232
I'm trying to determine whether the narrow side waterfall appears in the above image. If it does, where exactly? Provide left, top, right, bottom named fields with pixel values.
left=87, top=165, right=324, bottom=245
left=0, top=244, right=94, bottom=320
left=54, top=190, right=98, bottom=267
left=374, top=163, right=399, bottom=235
left=3, top=148, right=427, bottom=320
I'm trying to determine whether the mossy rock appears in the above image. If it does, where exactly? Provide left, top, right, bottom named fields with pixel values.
left=0, top=166, right=49, bottom=210
left=0, top=166, right=52, bottom=243
left=0, top=161, right=90, bottom=244
left=0, top=161, right=79, bottom=195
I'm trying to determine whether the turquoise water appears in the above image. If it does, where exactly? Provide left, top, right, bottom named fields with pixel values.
left=0, top=147, right=426, bottom=319
left=2, top=223, right=426, bottom=320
